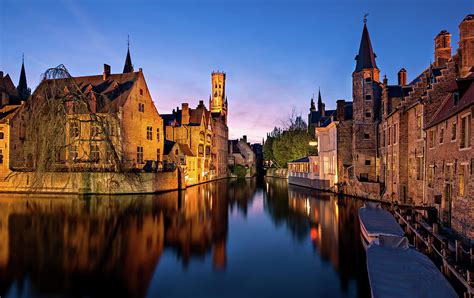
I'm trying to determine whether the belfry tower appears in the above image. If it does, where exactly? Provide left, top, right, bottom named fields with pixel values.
left=210, top=71, right=227, bottom=124
left=352, top=18, right=382, bottom=183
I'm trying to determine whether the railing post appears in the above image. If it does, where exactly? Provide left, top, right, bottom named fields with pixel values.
left=428, top=235, right=433, bottom=254
left=455, top=240, right=462, bottom=263
left=433, top=223, right=439, bottom=234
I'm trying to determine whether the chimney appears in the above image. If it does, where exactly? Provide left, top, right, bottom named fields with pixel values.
left=242, top=135, right=247, bottom=143
left=398, top=68, right=407, bottom=86
left=181, top=103, right=190, bottom=125
left=198, top=100, right=204, bottom=108
left=459, top=14, right=474, bottom=77
left=336, top=99, right=345, bottom=121
left=103, top=64, right=111, bottom=80
left=434, top=30, right=451, bottom=67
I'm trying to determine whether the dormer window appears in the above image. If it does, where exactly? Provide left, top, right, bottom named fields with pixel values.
left=453, top=91, right=460, bottom=105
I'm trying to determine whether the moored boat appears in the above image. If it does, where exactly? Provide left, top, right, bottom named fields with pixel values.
left=366, top=235, right=457, bottom=298
left=358, top=202, right=404, bottom=247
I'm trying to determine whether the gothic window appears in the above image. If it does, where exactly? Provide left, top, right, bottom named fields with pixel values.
left=146, top=126, right=153, bottom=140
left=460, top=114, right=471, bottom=149
left=137, top=146, right=144, bottom=164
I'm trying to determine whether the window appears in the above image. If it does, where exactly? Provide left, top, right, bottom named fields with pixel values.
left=360, top=173, right=369, bottom=182
left=0, top=132, right=3, bottom=139
left=70, top=122, right=80, bottom=138
left=393, top=124, right=398, bottom=144
left=138, top=103, right=145, bottom=113
left=445, top=164, right=454, bottom=182
left=199, top=131, right=205, bottom=142
left=207, top=134, right=212, bottom=143
left=198, top=144, right=204, bottom=156
left=365, top=159, right=371, bottom=166
left=365, top=95, right=372, bottom=100
left=459, top=164, right=468, bottom=197
left=428, top=129, right=436, bottom=148
left=417, top=115, right=422, bottom=139
left=365, top=77, right=371, bottom=83
left=139, top=88, right=144, bottom=96
left=0, top=149, right=3, bottom=164
left=69, top=145, right=78, bottom=162
left=156, top=128, right=160, bottom=141
left=427, top=166, right=435, bottom=187
left=90, top=143, right=100, bottom=162
left=108, top=121, right=116, bottom=136
left=364, top=133, right=370, bottom=139
left=137, top=146, right=144, bottom=164
left=365, top=110, right=371, bottom=118
left=91, top=124, right=101, bottom=138
left=206, top=146, right=211, bottom=156
left=106, top=144, right=114, bottom=162
left=157, top=149, right=161, bottom=161
left=219, top=84, right=222, bottom=88
left=460, top=114, right=471, bottom=149
left=451, top=121, right=457, bottom=141
left=175, top=149, right=179, bottom=155
left=388, top=127, right=391, bottom=145
left=146, top=126, right=153, bottom=140
left=416, top=156, right=424, bottom=180
left=439, top=127, right=444, bottom=144
left=453, top=91, right=460, bottom=105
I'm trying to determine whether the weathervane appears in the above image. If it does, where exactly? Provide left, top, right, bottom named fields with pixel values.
left=363, top=13, right=369, bottom=24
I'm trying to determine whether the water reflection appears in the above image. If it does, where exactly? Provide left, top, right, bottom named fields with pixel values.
left=0, top=177, right=369, bottom=298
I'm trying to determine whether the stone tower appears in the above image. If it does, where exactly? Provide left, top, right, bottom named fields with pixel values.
left=459, top=14, right=474, bottom=77
left=434, top=30, right=451, bottom=67
left=210, top=71, right=227, bottom=123
left=352, top=20, right=382, bottom=182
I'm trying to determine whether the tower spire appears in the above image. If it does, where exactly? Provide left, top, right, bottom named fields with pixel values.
left=123, top=35, right=134, bottom=73
left=17, top=53, right=29, bottom=101
left=355, top=18, right=377, bottom=72
left=317, top=88, right=323, bottom=112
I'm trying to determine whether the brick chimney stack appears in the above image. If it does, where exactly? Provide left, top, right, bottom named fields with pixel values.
left=398, top=68, right=407, bottom=86
left=434, top=30, right=451, bottom=67
left=242, top=135, right=247, bottom=144
left=103, top=64, right=111, bottom=80
left=181, top=103, right=190, bottom=125
left=459, top=14, right=474, bottom=77
left=336, top=99, right=346, bottom=121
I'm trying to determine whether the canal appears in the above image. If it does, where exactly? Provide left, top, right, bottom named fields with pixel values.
left=0, top=177, right=370, bottom=298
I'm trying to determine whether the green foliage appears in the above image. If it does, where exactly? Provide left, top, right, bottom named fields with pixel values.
left=263, top=113, right=311, bottom=168
left=231, top=164, right=248, bottom=179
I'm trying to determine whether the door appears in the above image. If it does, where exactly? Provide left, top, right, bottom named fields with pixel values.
left=442, top=183, right=452, bottom=227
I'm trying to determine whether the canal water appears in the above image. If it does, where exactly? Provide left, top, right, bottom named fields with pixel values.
left=0, top=177, right=370, bottom=298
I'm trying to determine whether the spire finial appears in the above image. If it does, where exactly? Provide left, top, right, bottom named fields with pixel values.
left=127, top=34, right=130, bottom=49
left=22, top=53, right=24, bottom=64
left=363, top=13, right=369, bottom=24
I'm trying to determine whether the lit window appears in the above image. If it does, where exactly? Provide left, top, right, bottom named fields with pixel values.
left=417, top=115, right=422, bottom=139
left=137, top=146, right=144, bottom=164
left=146, top=126, right=153, bottom=140
left=90, top=143, right=100, bottom=162
left=458, top=164, right=468, bottom=197
left=198, top=144, right=204, bottom=156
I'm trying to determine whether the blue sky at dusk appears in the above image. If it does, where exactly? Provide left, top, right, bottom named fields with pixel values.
left=1, top=0, right=472, bottom=142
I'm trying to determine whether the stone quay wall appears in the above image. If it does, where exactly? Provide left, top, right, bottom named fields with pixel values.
left=265, top=168, right=288, bottom=179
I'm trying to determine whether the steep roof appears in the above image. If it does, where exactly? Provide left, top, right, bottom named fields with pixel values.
left=426, top=78, right=474, bottom=129
left=355, top=23, right=377, bottom=72
left=123, top=48, right=134, bottom=73
left=0, top=104, right=22, bottom=123
left=34, top=72, right=140, bottom=113
left=0, top=73, right=18, bottom=99
left=17, top=59, right=28, bottom=100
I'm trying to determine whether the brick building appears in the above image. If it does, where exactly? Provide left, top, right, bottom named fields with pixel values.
left=11, top=47, right=165, bottom=171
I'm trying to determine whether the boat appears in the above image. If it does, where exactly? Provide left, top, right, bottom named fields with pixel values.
left=366, top=235, right=457, bottom=298
left=358, top=202, right=404, bottom=247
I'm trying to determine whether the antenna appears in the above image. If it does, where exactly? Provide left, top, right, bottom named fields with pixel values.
left=363, top=13, right=369, bottom=24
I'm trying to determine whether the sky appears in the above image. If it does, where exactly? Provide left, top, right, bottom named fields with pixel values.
left=1, top=0, right=473, bottom=143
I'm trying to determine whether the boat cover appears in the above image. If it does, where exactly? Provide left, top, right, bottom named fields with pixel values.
left=358, top=205, right=404, bottom=238
left=367, top=235, right=457, bottom=298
